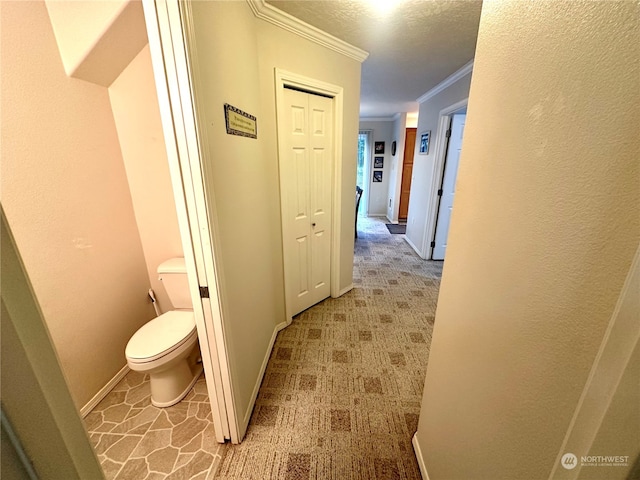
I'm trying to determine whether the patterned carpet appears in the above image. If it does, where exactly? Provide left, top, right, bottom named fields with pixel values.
left=214, top=216, right=442, bottom=479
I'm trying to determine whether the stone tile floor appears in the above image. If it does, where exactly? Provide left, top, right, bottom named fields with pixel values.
left=84, top=371, right=224, bottom=479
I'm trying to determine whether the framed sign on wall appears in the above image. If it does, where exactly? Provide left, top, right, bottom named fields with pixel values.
left=419, top=131, right=431, bottom=154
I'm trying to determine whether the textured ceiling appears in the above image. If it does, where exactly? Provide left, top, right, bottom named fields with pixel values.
left=267, top=0, right=482, bottom=118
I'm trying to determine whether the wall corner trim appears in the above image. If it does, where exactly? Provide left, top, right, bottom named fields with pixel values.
left=336, top=284, right=354, bottom=297
left=246, top=0, right=369, bottom=62
left=80, top=365, right=130, bottom=418
left=412, top=433, right=431, bottom=480
left=416, top=59, right=474, bottom=104
left=404, top=234, right=425, bottom=259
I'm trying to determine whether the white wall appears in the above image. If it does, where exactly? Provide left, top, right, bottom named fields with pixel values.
left=405, top=72, right=472, bottom=257
left=406, top=113, right=418, bottom=128
left=359, top=120, right=393, bottom=216
left=1, top=1, right=153, bottom=408
left=387, top=113, right=408, bottom=223
left=414, top=1, right=640, bottom=478
left=109, top=45, right=184, bottom=313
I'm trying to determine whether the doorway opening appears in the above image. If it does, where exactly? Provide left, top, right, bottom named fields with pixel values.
left=398, top=127, right=417, bottom=222
left=431, top=111, right=466, bottom=259
left=357, top=130, right=372, bottom=216
left=422, top=99, right=469, bottom=260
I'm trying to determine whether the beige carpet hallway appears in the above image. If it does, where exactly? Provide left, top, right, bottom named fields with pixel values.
left=83, top=216, right=442, bottom=479
left=215, top=216, right=443, bottom=479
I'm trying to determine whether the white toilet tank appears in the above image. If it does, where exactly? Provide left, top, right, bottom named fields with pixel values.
left=157, top=258, right=192, bottom=309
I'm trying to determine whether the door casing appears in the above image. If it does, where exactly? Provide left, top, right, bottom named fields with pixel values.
left=422, top=98, right=468, bottom=259
left=275, top=69, right=345, bottom=322
left=431, top=113, right=466, bottom=260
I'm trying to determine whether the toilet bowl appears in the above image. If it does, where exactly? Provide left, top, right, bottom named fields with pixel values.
left=125, top=258, right=202, bottom=408
left=125, top=311, right=202, bottom=407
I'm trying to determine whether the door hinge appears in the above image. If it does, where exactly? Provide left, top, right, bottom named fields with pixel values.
left=199, top=286, right=210, bottom=299
left=445, top=129, right=452, bottom=138
left=430, top=241, right=436, bottom=248
left=437, top=189, right=443, bottom=196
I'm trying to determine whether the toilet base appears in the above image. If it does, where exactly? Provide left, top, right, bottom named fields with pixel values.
left=140, top=344, right=203, bottom=408
left=150, top=362, right=203, bottom=408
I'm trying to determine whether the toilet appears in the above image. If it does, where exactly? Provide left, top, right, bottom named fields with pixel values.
left=125, top=258, right=203, bottom=407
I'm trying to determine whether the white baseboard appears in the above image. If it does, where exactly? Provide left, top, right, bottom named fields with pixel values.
left=241, top=320, right=289, bottom=432
left=336, top=284, right=353, bottom=297
left=412, top=433, right=430, bottom=480
left=367, top=213, right=387, bottom=218
left=386, top=216, right=397, bottom=224
left=404, top=235, right=425, bottom=259
left=80, top=364, right=130, bottom=417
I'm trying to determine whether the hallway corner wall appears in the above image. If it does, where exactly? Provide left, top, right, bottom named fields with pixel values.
left=188, top=0, right=285, bottom=438
left=415, top=1, right=640, bottom=478
left=404, top=71, right=472, bottom=258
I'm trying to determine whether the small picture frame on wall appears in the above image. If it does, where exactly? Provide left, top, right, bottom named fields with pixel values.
left=374, top=156, right=384, bottom=169
left=373, top=171, right=383, bottom=182
left=374, top=141, right=385, bottom=154
left=419, top=131, right=431, bottom=155
left=391, top=141, right=397, bottom=156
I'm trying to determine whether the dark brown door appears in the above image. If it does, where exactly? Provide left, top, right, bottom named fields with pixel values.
left=398, top=128, right=416, bottom=221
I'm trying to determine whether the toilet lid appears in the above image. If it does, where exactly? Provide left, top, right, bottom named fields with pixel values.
left=126, top=311, right=196, bottom=362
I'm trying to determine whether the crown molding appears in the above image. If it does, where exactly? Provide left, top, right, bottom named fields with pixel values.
left=416, top=60, right=474, bottom=104
left=360, top=116, right=398, bottom=122
left=246, top=0, right=369, bottom=63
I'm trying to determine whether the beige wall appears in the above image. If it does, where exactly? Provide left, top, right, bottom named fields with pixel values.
left=1, top=213, right=103, bottom=479
left=415, top=1, right=640, bottom=479
left=109, top=45, right=184, bottom=313
left=188, top=0, right=361, bottom=435
left=1, top=1, right=153, bottom=408
left=404, top=72, right=471, bottom=257
left=358, top=120, right=394, bottom=217
left=45, top=0, right=147, bottom=87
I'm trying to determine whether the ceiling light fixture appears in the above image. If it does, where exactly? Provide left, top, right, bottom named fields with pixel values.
left=365, top=0, right=403, bottom=16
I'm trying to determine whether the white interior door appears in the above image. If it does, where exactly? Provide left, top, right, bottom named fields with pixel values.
left=432, top=113, right=466, bottom=260
left=143, top=0, right=235, bottom=443
left=282, top=87, right=333, bottom=316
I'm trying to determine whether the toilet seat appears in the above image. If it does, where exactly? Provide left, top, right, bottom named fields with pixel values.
left=126, top=311, right=196, bottom=364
